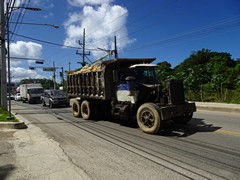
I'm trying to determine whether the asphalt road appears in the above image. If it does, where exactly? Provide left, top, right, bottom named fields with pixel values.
left=1, top=101, right=240, bottom=180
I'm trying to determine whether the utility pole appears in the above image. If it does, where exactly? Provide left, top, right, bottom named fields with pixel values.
left=114, top=36, right=118, bottom=58
left=68, top=62, right=71, bottom=71
left=76, top=28, right=90, bottom=67
left=0, top=0, right=7, bottom=110
left=61, top=67, right=64, bottom=86
left=53, top=61, right=56, bottom=90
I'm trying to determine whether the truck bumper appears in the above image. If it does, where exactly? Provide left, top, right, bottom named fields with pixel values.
left=159, top=102, right=196, bottom=121
left=30, top=97, right=41, bottom=103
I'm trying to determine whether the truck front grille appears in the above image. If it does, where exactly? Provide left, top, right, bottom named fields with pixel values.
left=167, top=80, right=185, bottom=105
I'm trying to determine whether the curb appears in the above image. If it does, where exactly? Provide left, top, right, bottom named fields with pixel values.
left=0, top=121, right=27, bottom=129
left=0, top=114, right=28, bottom=129
left=196, top=102, right=240, bottom=114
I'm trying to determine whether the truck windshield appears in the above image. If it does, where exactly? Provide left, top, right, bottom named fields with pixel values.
left=28, top=88, right=44, bottom=94
left=132, top=67, right=158, bottom=83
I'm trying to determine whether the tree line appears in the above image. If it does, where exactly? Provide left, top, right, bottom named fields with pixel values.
left=156, top=48, right=240, bottom=103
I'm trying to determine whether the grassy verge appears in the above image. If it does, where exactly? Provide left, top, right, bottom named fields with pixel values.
left=0, top=107, right=18, bottom=122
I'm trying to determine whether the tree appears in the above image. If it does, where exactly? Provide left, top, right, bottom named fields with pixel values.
left=20, top=78, right=54, bottom=89
left=156, top=61, right=173, bottom=81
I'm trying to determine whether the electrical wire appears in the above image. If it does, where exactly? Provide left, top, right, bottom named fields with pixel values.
left=10, top=31, right=106, bottom=52
left=126, top=16, right=240, bottom=52
left=85, top=0, right=149, bottom=38
left=88, top=0, right=177, bottom=46
left=10, top=0, right=30, bottom=41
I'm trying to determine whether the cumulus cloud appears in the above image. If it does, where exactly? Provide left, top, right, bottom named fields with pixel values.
left=11, top=67, right=46, bottom=82
left=10, top=41, right=42, bottom=66
left=8, top=41, right=43, bottom=82
left=64, top=0, right=133, bottom=61
left=68, top=0, right=112, bottom=6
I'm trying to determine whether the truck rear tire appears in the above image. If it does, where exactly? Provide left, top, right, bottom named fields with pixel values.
left=137, top=103, right=161, bottom=134
left=81, top=100, right=95, bottom=120
left=72, top=99, right=82, bottom=117
left=173, top=112, right=193, bottom=124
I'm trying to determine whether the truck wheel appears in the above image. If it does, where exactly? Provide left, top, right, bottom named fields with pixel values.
left=81, top=100, right=95, bottom=120
left=72, top=99, right=82, bottom=117
left=173, top=113, right=193, bottom=124
left=137, top=103, right=161, bottom=134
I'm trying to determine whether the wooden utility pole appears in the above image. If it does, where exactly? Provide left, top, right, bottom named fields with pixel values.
left=76, top=28, right=90, bottom=67
left=0, top=0, right=7, bottom=110
left=53, top=61, right=56, bottom=90
left=114, top=36, right=118, bottom=58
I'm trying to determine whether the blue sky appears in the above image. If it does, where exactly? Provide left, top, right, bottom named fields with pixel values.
left=7, top=0, right=240, bottom=82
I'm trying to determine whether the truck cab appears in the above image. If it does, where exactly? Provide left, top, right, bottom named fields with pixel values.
left=115, top=64, right=160, bottom=104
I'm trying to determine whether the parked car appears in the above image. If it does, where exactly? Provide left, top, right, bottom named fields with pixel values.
left=14, top=93, right=21, bottom=101
left=7, top=93, right=14, bottom=100
left=41, top=89, right=70, bottom=108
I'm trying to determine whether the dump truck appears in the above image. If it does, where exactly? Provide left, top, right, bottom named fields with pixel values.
left=67, top=58, right=196, bottom=134
left=20, top=83, right=44, bottom=104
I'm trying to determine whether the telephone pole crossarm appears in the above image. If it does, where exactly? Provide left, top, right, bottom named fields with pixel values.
left=76, top=28, right=90, bottom=67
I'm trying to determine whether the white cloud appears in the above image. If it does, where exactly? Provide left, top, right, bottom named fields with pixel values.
left=64, top=1, right=134, bottom=61
left=9, top=41, right=42, bottom=67
left=8, top=41, right=44, bottom=82
left=68, top=0, right=112, bottom=6
left=11, top=67, right=46, bottom=82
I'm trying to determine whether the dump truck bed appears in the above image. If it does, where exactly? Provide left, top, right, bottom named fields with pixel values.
left=67, top=58, right=156, bottom=99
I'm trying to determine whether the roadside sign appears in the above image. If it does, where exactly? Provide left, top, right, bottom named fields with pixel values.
left=43, top=67, right=55, bottom=71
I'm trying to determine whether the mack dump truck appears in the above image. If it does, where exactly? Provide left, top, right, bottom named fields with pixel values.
left=67, top=58, right=196, bottom=134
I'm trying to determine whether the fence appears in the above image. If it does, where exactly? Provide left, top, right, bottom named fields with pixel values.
left=185, top=88, right=240, bottom=104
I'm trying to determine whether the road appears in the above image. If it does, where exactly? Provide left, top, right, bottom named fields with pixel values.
left=3, top=101, right=240, bottom=179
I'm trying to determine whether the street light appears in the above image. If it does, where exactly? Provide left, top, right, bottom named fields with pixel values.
left=10, top=7, right=41, bottom=11
left=9, top=22, right=60, bottom=29
left=10, top=56, right=45, bottom=64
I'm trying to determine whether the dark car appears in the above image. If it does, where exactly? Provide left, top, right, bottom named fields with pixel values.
left=41, top=89, right=70, bottom=108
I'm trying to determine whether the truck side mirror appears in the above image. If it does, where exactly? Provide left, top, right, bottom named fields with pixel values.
left=113, top=70, right=119, bottom=82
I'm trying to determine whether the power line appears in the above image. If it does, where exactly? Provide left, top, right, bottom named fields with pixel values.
left=88, top=0, right=177, bottom=46
left=85, top=0, right=149, bottom=38
left=9, top=0, right=30, bottom=41
left=126, top=16, right=240, bottom=52
left=10, top=31, right=105, bottom=51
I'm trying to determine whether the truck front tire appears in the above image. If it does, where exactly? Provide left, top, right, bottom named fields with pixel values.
left=137, top=103, right=161, bottom=134
left=72, top=99, right=82, bottom=117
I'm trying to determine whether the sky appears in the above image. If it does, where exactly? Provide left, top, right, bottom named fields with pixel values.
left=5, top=0, right=240, bottom=83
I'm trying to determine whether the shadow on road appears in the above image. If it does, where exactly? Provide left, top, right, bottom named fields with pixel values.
left=110, top=117, right=221, bottom=137
left=0, top=164, right=16, bottom=180
left=157, top=117, right=222, bottom=137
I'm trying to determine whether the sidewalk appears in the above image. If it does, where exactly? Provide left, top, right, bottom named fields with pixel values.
left=196, top=102, right=240, bottom=114
left=0, top=114, right=91, bottom=180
